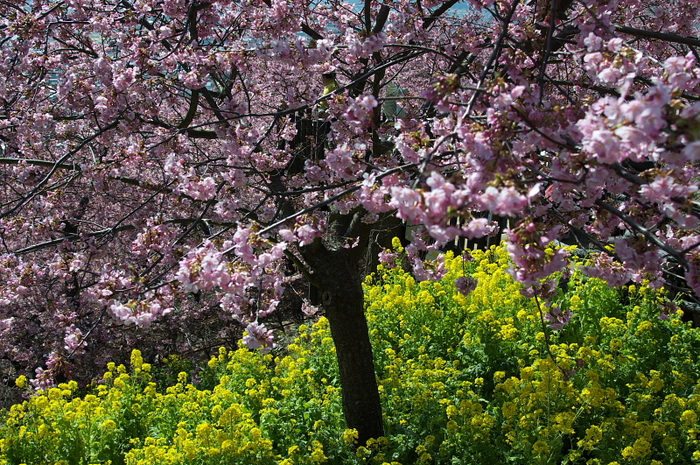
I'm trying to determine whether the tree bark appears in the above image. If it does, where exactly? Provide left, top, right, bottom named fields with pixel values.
left=300, top=221, right=384, bottom=445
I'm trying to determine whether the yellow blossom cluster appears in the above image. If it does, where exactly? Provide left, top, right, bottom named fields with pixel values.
left=2, top=244, right=700, bottom=464
left=365, top=245, right=700, bottom=464
left=0, top=340, right=349, bottom=465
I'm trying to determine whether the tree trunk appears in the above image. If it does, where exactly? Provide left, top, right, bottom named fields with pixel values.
left=301, top=230, right=384, bottom=445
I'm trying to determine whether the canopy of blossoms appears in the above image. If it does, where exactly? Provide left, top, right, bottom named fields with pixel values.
left=0, top=0, right=699, bottom=389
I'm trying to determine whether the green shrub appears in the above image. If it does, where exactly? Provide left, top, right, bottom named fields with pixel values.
left=2, top=244, right=700, bottom=464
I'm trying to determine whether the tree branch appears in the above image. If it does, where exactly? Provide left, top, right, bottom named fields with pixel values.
left=373, top=4, right=391, bottom=34
left=178, top=89, right=200, bottom=129
left=0, top=120, right=119, bottom=219
left=0, top=158, right=80, bottom=171
left=463, top=0, right=521, bottom=117
left=13, top=225, right=137, bottom=255
left=615, top=25, right=700, bottom=48
left=0, top=158, right=178, bottom=194
left=595, top=199, right=689, bottom=268
left=422, top=0, right=461, bottom=30
left=301, top=23, right=324, bottom=41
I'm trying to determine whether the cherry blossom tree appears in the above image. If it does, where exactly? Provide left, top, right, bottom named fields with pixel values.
left=1, top=0, right=699, bottom=443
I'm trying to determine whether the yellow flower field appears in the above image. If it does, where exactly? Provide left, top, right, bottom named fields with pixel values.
left=2, top=244, right=699, bottom=464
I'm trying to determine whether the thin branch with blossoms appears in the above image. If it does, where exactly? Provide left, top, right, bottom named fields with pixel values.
left=533, top=294, right=580, bottom=381
left=594, top=199, right=690, bottom=268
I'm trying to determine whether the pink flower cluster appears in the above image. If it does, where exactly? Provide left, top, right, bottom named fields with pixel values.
left=344, top=94, right=378, bottom=133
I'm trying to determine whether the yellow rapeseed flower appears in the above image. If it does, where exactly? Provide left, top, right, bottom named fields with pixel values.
left=14, top=375, right=27, bottom=388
